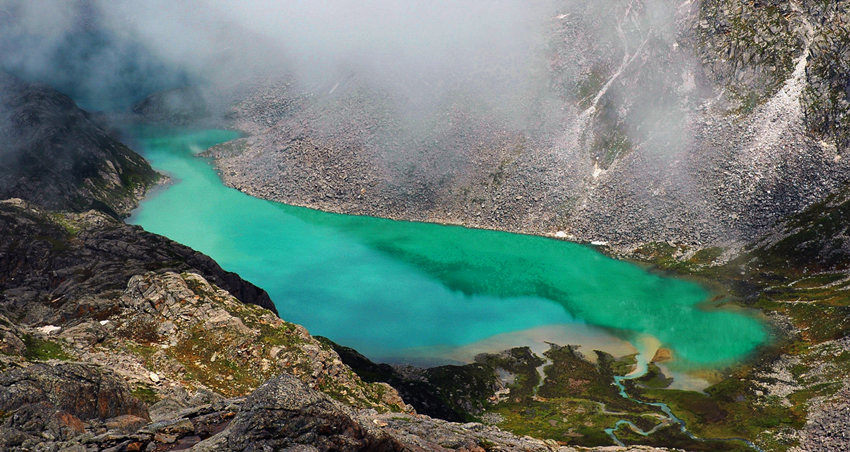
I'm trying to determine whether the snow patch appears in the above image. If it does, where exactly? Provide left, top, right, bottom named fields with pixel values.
left=37, top=325, right=61, bottom=335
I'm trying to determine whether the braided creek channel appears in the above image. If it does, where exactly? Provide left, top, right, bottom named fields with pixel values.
left=128, top=127, right=769, bottom=447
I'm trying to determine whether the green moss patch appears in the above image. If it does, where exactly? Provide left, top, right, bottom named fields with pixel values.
left=22, top=335, right=72, bottom=361
left=131, top=383, right=161, bottom=405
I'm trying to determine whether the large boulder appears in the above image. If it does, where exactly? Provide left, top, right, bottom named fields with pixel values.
left=193, top=373, right=401, bottom=451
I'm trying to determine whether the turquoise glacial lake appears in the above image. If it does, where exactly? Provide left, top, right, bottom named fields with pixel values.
left=128, top=128, right=767, bottom=369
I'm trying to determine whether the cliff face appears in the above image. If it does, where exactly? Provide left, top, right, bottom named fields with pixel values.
left=205, top=0, right=850, bottom=251
left=0, top=72, right=158, bottom=218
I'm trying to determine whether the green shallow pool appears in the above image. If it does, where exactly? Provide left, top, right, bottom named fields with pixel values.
left=128, top=128, right=767, bottom=367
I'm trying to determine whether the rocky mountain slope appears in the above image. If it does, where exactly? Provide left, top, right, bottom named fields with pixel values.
left=0, top=72, right=158, bottom=218
left=203, top=0, right=850, bottom=252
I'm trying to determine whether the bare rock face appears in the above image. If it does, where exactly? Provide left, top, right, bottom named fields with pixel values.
left=800, top=1, right=850, bottom=151
left=0, top=199, right=278, bottom=321
left=0, top=363, right=148, bottom=421
left=0, top=362, right=148, bottom=449
left=0, top=315, right=26, bottom=356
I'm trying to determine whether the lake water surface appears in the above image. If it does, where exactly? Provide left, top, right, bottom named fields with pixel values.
left=128, top=128, right=767, bottom=370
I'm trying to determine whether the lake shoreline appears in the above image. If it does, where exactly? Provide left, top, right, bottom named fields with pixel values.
left=129, top=126, right=822, bottom=449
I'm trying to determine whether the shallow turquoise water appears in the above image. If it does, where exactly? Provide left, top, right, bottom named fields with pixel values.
left=128, top=128, right=767, bottom=367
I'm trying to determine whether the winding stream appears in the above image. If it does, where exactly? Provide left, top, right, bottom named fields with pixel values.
left=605, top=365, right=764, bottom=450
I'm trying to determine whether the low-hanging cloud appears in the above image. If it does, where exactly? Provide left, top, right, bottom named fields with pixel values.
left=1, top=0, right=562, bottom=115
left=1, top=0, right=699, bottom=181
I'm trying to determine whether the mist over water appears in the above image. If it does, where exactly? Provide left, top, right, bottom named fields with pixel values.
left=0, top=0, right=773, bottom=369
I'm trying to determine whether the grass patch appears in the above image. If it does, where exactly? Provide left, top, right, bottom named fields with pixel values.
left=48, top=213, right=80, bottom=236
left=575, top=68, right=608, bottom=110
left=168, top=325, right=261, bottom=397
left=641, top=386, right=799, bottom=442
left=791, top=273, right=846, bottom=289
left=131, top=384, right=160, bottom=404
left=22, top=335, right=72, bottom=361
left=125, top=342, right=158, bottom=368
left=690, top=247, right=725, bottom=265
left=491, top=398, right=620, bottom=446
